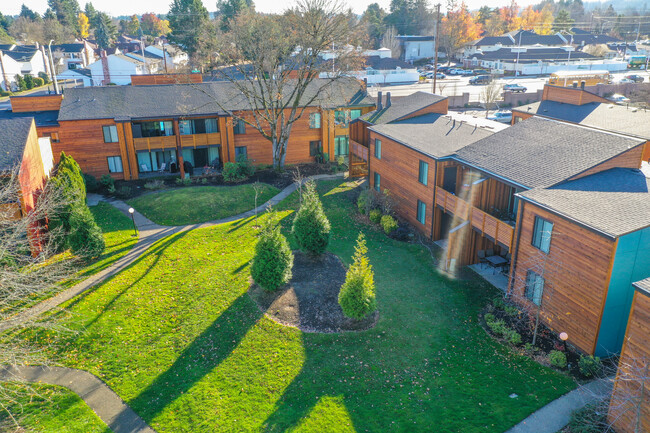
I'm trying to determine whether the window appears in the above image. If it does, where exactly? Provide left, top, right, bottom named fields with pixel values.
left=350, top=109, right=362, bottom=121
left=334, top=110, right=348, bottom=126
left=205, top=118, right=219, bottom=133
left=532, top=216, right=553, bottom=253
left=374, top=139, right=381, bottom=159
left=234, top=119, right=246, bottom=134
left=418, top=160, right=428, bottom=185
left=107, top=156, right=123, bottom=173
left=48, top=132, right=60, bottom=143
left=525, top=270, right=545, bottom=305
left=131, top=121, right=173, bottom=138
left=309, top=112, right=321, bottom=129
left=417, top=200, right=426, bottom=224
left=334, top=136, right=349, bottom=156
left=235, top=146, right=247, bottom=159
left=374, top=172, right=380, bottom=192
left=309, top=140, right=322, bottom=156
left=102, top=125, right=118, bottom=143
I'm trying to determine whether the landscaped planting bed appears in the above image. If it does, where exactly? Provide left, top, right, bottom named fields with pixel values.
left=127, top=183, right=280, bottom=225
left=8, top=180, right=575, bottom=432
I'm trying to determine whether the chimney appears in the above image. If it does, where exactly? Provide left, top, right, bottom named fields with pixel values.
left=386, top=92, right=392, bottom=108
left=362, top=77, right=368, bottom=93
left=100, top=51, right=110, bottom=85
left=377, top=91, right=383, bottom=111
left=572, top=81, right=578, bottom=88
left=580, top=80, right=586, bottom=90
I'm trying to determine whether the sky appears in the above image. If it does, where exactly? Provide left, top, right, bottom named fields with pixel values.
left=3, top=0, right=542, bottom=18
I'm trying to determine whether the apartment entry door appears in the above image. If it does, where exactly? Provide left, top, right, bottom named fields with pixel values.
left=194, top=148, right=208, bottom=168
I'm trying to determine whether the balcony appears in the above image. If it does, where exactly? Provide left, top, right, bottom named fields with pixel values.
left=349, top=139, right=369, bottom=178
left=179, top=132, right=221, bottom=148
left=435, top=186, right=514, bottom=250
left=133, top=135, right=177, bottom=151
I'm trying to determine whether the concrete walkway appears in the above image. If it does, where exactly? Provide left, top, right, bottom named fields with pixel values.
left=0, top=365, right=156, bottom=433
left=0, top=173, right=345, bottom=432
left=506, top=378, right=614, bottom=433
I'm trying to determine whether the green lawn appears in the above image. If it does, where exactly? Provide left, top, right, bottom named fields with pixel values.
left=13, top=180, right=575, bottom=432
left=0, top=383, right=109, bottom=432
left=127, top=184, right=280, bottom=226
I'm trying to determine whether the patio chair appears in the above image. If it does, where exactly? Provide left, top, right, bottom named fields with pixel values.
left=499, top=249, right=508, bottom=257
left=158, top=162, right=166, bottom=173
left=140, top=164, right=149, bottom=172
left=486, top=248, right=494, bottom=257
left=477, top=250, right=487, bottom=269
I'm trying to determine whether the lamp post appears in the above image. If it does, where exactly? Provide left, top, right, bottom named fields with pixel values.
left=559, top=332, right=569, bottom=351
left=48, top=40, right=59, bottom=94
left=128, top=207, right=137, bottom=237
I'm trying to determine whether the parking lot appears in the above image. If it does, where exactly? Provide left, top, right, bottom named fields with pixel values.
left=366, top=69, right=650, bottom=101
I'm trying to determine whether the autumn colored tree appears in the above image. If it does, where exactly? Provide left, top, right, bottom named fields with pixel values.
left=141, top=13, right=170, bottom=37
left=121, top=14, right=139, bottom=35
left=77, top=12, right=89, bottom=38
left=498, top=0, right=521, bottom=33
left=440, top=2, right=482, bottom=62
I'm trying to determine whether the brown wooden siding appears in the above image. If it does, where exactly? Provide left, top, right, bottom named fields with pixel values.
left=131, top=74, right=203, bottom=85
left=511, top=111, right=534, bottom=125
left=368, top=131, right=436, bottom=235
left=608, top=290, right=650, bottom=433
left=569, top=145, right=645, bottom=181
left=56, top=119, right=127, bottom=180
left=509, top=200, right=616, bottom=355
left=542, top=85, right=609, bottom=105
left=398, top=99, right=449, bottom=121
left=10, top=95, right=63, bottom=112
left=18, top=121, right=48, bottom=213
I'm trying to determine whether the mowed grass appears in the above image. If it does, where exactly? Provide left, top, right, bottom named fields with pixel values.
left=14, top=180, right=575, bottom=432
left=0, top=383, right=109, bottom=432
left=127, top=184, right=280, bottom=226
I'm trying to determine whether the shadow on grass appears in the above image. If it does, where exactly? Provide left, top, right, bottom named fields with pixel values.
left=128, top=293, right=263, bottom=420
left=227, top=215, right=256, bottom=233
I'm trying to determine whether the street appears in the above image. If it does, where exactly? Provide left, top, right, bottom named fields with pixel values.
left=367, top=69, right=650, bottom=101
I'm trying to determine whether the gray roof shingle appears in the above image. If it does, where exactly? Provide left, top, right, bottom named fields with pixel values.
left=455, top=117, right=645, bottom=189
left=513, top=100, right=650, bottom=140
left=470, top=48, right=597, bottom=62
left=518, top=168, right=650, bottom=238
left=369, top=112, right=500, bottom=159
left=359, top=91, right=446, bottom=125
left=58, top=78, right=373, bottom=121
left=0, top=118, right=33, bottom=172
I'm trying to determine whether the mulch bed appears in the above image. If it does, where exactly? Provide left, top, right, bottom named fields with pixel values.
left=248, top=251, right=378, bottom=333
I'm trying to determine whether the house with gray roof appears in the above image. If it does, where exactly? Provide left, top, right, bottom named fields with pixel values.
left=511, top=167, right=650, bottom=356
left=87, top=53, right=158, bottom=86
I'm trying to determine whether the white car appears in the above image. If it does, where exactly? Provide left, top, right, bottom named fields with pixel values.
left=607, top=93, right=631, bottom=105
left=487, top=111, right=512, bottom=123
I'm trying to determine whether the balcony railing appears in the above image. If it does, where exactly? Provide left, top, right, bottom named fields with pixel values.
left=350, top=139, right=368, bottom=160
left=133, top=135, right=177, bottom=151
left=435, top=186, right=514, bottom=250
left=179, top=132, right=221, bottom=148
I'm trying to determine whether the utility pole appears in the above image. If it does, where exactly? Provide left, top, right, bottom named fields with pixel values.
left=432, top=3, right=441, bottom=94
left=48, top=40, right=59, bottom=94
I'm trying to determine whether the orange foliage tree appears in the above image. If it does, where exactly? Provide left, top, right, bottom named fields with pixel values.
left=440, top=2, right=482, bottom=62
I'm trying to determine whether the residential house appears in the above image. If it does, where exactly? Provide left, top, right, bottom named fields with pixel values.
left=0, top=49, right=23, bottom=91
left=1, top=47, right=49, bottom=83
left=464, top=30, right=568, bottom=58
left=608, top=277, right=650, bottom=433
left=145, top=44, right=188, bottom=70
left=56, top=68, right=93, bottom=87
left=4, top=78, right=374, bottom=180
left=0, top=117, right=54, bottom=218
left=88, top=53, right=153, bottom=85
left=357, top=55, right=420, bottom=85
left=511, top=168, right=650, bottom=356
left=395, top=36, right=437, bottom=62
left=50, top=42, right=96, bottom=73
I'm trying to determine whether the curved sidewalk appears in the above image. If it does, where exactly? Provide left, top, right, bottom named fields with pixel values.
left=0, top=365, right=156, bottom=433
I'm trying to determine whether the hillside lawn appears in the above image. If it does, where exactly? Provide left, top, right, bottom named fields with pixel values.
left=10, top=180, right=575, bottom=432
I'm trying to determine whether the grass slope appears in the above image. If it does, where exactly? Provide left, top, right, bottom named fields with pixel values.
left=15, top=180, right=575, bottom=432
left=127, top=184, right=280, bottom=226
left=0, top=383, right=109, bottom=432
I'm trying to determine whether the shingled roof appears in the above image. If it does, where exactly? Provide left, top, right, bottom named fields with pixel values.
left=518, top=168, right=650, bottom=238
left=0, top=118, right=33, bottom=172
left=454, top=117, right=645, bottom=189
left=369, top=112, right=503, bottom=159
left=359, top=91, right=446, bottom=125
left=470, top=47, right=596, bottom=62
left=58, top=78, right=373, bottom=121
left=513, top=100, right=650, bottom=140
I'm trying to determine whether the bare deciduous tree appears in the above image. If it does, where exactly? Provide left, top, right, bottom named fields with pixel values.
left=206, top=0, right=364, bottom=170
left=480, top=79, right=502, bottom=118
left=381, top=26, right=401, bottom=59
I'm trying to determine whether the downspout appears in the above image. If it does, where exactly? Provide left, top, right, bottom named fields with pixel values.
left=430, top=159, right=438, bottom=240
left=506, top=199, right=526, bottom=298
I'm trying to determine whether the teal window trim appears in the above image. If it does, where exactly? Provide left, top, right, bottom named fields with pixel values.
left=374, top=139, right=381, bottom=159
left=418, top=160, right=428, bottom=185
left=374, top=172, right=380, bottom=192
left=417, top=200, right=426, bottom=224
left=525, top=270, right=544, bottom=305
left=532, top=216, right=553, bottom=253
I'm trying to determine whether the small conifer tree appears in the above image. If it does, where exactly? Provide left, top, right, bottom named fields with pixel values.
left=292, top=181, right=331, bottom=256
left=251, top=211, right=294, bottom=292
left=339, top=233, right=377, bottom=319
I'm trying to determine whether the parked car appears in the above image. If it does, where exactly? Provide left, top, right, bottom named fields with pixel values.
left=619, top=78, right=635, bottom=84
left=625, top=74, right=644, bottom=83
left=606, top=93, right=631, bottom=105
left=472, top=69, right=490, bottom=75
left=503, top=83, right=527, bottom=92
left=487, top=111, right=512, bottom=123
left=437, top=66, right=452, bottom=73
left=448, top=68, right=466, bottom=75
left=469, top=75, right=492, bottom=85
